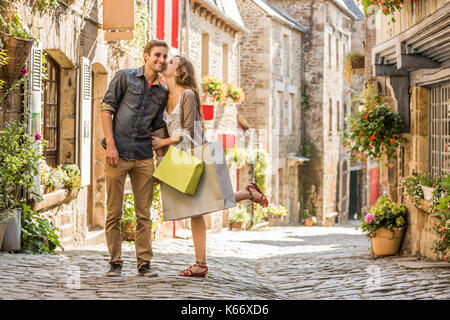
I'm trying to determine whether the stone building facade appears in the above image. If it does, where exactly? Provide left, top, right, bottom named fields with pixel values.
left=175, top=0, right=247, bottom=231
left=264, top=0, right=362, bottom=226
left=0, top=0, right=247, bottom=248
left=235, top=0, right=306, bottom=224
left=366, top=0, right=450, bottom=260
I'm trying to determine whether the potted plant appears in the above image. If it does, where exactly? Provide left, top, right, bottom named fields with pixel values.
left=302, top=209, right=316, bottom=226
left=267, top=203, right=288, bottom=226
left=343, top=84, right=407, bottom=170
left=420, top=173, right=436, bottom=202
left=201, top=75, right=225, bottom=104
left=0, top=9, right=34, bottom=89
left=229, top=204, right=250, bottom=230
left=0, top=208, right=19, bottom=249
left=431, top=195, right=450, bottom=262
left=0, top=121, right=43, bottom=251
left=225, top=82, right=245, bottom=104
left=358, top=196, right=407, bottom=256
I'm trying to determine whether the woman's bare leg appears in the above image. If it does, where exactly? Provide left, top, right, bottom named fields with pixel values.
left=188, top=215, right=207, bottom=273
left=235, top=189, right=252, bottom=202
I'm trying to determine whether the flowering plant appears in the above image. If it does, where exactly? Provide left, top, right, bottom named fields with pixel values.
left=201, top=76, right=225, bottom=104
left=266, top=203, right=288, bottom=219
left=150, top=183, right=165, bottom=233
left=0, top=121, right=44, bottom=214
left=359, top=0, right=415, bottom=22
left=225, top=82, right=245, bottom=103
left=357, top=196, right=407, bottom=238
left=431, top=197, right=450, bottom=262
left=229, top=204, right=251, bottom=225
left=343, top=85, right=406, bottom=169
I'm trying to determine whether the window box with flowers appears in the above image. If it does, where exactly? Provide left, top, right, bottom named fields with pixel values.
left=343, top=85, right=407, bottom=170
left=229, top=204, right=251, bottom=230
left=266, top=204, right=288, bottom=226
left=225, top=82, right=245, bottom=104
left=358, top=196, right=407, bottom=256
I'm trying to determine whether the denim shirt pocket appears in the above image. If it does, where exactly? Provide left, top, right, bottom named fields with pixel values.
left=125, top=85, right=143, bottom=109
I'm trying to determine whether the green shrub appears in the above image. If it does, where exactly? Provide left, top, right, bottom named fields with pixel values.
left=20, top=204, right=63, bottom=254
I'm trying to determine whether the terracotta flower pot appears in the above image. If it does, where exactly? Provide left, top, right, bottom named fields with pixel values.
left=371, top=227, right=404, bottom=256
left=201, top=104, right=214, bottom=120
left=0, top=32, right=34, bottom=88
left=230, top=222, right=245, bottom=230
left=304, top=218, right=313, bottom=226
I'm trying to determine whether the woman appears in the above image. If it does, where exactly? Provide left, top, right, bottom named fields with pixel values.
left=152, top=55, right=268, bottom=277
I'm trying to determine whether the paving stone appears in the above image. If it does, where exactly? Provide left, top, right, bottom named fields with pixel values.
left=1, top=225, right=449, bottom=300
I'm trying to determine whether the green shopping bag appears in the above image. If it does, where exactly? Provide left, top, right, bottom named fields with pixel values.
left=153, top=145, right=204, bottom=196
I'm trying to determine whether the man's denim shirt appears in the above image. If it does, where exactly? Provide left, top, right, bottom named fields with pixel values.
left=101, top=66, right=168, bottom=161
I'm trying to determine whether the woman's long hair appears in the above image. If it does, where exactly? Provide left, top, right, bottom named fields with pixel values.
left=174, top=55, right=206, bottom=132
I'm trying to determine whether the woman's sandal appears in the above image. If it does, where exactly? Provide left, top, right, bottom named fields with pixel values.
left=178, top=263, right=208, bottom=277
left=245, top=182, right=269, bottom=207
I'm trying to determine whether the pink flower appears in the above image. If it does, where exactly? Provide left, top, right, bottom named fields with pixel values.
left=33, top=133, right=42, bottom=141
left=389, top=163, right=395, bottom=168
left=21, top=68, right=28, bottom=76
left=364, top=214, right=375, bottom=223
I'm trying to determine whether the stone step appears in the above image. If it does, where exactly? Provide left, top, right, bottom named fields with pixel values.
left=86, top=229, right=106, bottom=246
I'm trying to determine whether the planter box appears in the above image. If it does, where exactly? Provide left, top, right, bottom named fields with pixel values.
left=421, top=185, right=433, bottom=201
left=304, top=218, right=313, bottom=226
left=230, top=222, right=246, bottom=230
left=202, top=104, right=214, bottom=120
left=1, top=209, right=22, bottom=252
left=268, top=216, right=287, bottom=226
left=371, top=227, right=404, bottom=256
left=0, top=223, right=6, bottom=250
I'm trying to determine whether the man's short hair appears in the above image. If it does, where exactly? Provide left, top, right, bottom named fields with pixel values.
left=144, top=40, right=168, bottom=55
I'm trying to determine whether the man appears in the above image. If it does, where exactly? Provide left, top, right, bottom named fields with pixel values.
left=101, top=40, right=169, bottom=277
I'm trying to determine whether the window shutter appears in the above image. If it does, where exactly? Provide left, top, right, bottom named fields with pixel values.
left=157, top=0, right=165, bottom=40
left=172, top=0, right=179, bottom=48
left=29, top=43, right=43, bottom=193
left=79, top=57, right=92, bottom=187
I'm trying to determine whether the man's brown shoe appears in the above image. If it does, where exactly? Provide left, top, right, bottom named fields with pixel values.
left=106, top=263, right=122, bottom=277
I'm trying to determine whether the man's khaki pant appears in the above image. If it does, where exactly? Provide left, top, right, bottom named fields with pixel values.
left=105, top=157, right=154, bottom=270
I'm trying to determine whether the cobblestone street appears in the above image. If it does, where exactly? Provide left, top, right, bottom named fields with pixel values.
left=0, top=222, right=449, bottom=300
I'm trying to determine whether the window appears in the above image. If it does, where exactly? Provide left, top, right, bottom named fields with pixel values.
left=329, top=99, right=333, bottom=135
left=336, top=38, right=339, bottom=70
left=222, top=43, right=229, bottom=82
left=289, top=94, right=294, bottom=135
left=201, top=32, right=209, bottom=77
left=430, top=82, right=450, bottom=177
left=328, top=34, right=332, bottom=68
left=278, top=91, right=284, bottom=135
left=343, top=103, right=348, bottom=131
left=42, top=56, right=60, bottom=167
left=337, top=101, right=342, bottom=131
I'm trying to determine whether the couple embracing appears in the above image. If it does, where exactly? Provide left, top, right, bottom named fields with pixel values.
left=100, top=40, right=268, bottom=278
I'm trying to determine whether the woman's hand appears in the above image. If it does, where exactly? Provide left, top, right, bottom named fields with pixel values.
left=152, top=136, right=165, bottom=149
left=170, top=134, right=183, bottom=144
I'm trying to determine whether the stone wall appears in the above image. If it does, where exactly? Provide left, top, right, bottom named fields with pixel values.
left=236, top=0, right=304, bottom=223
left=401, top=198, right=443, bottom=261
left=180, top=5, right=241, bottom=232
left=33, top=188, right=89, bottom=248
left=1, top=0, right=153, bottom=247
